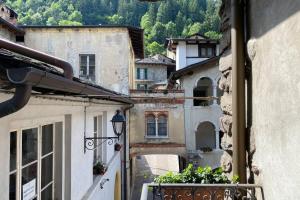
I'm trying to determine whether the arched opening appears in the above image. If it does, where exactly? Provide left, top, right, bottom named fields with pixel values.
left=195, top=122, right=216, bottom=151
left=130, top=154, right=181, bottom=200
left=114, top=171, right=121, bottom=200
left=193, top=77, right=213, bottom=106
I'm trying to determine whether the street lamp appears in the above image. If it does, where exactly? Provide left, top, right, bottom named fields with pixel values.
left=111, top=110, right=126, bottom=138
left=84, top=109, right=126, bottom=152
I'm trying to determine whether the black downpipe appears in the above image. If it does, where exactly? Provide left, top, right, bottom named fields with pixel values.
left=0, top=84, right=32, bottom=118
left=0, top=38, right=74, bottom=118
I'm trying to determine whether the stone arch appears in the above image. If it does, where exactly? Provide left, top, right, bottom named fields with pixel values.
left=193, top=77, right=213, bottom=106
left=195, top=121, right=216, bottom=150
left=114, top=171, right=121, bottom=200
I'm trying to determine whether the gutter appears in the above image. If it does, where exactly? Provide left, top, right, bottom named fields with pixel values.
left=121, top=103, right=134, bottom=200
left=0, top=38, right=73, bottom=79
left=231, top=0, right=246, bottom=182
left=5, top=67, right=133, bottom=104
left=0, top=38, right=74, bottom=118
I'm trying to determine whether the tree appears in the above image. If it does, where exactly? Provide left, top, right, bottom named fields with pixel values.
left=4, top=0, right=222, bottom=56
left=147, top=41, right=164, bottom=56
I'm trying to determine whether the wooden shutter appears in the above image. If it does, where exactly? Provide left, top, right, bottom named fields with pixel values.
left=137, top=68, right=140, bottom=79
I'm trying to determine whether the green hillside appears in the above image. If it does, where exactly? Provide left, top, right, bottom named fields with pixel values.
left=5, top=0, right=221, bottom=55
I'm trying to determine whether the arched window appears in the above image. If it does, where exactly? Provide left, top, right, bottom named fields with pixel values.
left=158, top=115, right=168, bottom=136
left=195, top=122, right=216, bottom=150
left=193, top=77, right=213, bottom=106
left=146, top=115, right=156, bottom=136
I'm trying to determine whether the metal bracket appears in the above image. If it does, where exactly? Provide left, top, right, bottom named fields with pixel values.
left=84, top=136, right=119, bottom=152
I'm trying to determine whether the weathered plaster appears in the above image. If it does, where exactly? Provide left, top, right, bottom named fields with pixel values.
left=23, top=28, right=134, bottom=94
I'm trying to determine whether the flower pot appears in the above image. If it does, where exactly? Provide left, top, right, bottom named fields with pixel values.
left=114, top=143, right=122, bottom=151
left=162, top=187, right=225, bottom=200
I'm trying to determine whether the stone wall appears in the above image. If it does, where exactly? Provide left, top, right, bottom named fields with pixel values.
left=219, top=0, right=234, bottom=176
left=219, top=0, right=300, bottom=199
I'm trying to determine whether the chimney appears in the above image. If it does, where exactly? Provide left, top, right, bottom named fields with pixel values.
left=0, top=2, right=18, bottom=26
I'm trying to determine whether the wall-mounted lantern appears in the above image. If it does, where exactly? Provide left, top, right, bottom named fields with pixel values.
left=111, top=110, right=126, bottom=138
left=84, top=110, right=126, bottom=152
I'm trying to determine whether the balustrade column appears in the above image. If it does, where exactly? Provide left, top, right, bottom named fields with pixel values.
left=213, top=84, right=218, bottom=105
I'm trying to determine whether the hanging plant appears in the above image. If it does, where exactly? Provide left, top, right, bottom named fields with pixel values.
left=93, top=162, right=107, bottom=175
left=114, top=143, right=122, bottom=151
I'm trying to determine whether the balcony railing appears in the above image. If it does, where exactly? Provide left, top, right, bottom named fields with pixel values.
left=140, top=183, right=264, bottom=200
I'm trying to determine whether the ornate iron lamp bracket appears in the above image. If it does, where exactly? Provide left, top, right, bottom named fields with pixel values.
left=84, top=136, right=119, bottom=152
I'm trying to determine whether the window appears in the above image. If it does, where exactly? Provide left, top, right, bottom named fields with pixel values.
left=157, top=115, right=167, bottom=136
left=93, top=116, right=103, bottom=166
left=199, top=45, right=216, bottom=58
left=16, top=36, right=24, bottom=43
left=137, top=84, right=148, bottom=90
left=146, top=115, right=156, bottom=136
left=136, top=68, right=148, bottom=80
left=79, top=54, right=96, bottom=82
left=146, top=113, right=168, bottom=138
left=9, top=124, right=57, bottom=200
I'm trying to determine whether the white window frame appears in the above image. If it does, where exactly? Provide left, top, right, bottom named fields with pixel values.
left=145, top=114, right=168, bottom=139
left=9, top=123, right=56, bottom=200
left=93, top=115, right=103, bottom=165
left=79, top=54, right=96, bottom=82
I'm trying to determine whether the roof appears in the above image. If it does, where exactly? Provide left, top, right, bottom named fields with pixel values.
left=20, top=25, right=144, bottom=59
left=136, top=54, right=175, bottom=66
left=165, top=34, right=218, bottom=51
left=167, top=56, right=219, bottom=88
left=0, top=49, right=133, bottom=104
left=0, top=17, right=24, bottom=35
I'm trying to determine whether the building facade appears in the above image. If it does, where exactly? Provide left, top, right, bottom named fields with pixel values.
left=134, top=54, right=175, bottom=90
left=166, top=34, right=220, bottom=71
left=0, top=5, right=144, bottom=200
left=20, top=25, right=143, bottom=94
left=167, top=36, right=223, bottom=168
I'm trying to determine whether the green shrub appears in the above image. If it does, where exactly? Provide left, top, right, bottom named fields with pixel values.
left=154, top=164, right=234, bottom=184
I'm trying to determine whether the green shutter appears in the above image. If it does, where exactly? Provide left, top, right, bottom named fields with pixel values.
left=145, top=68, right=148, bottom=80
left=137, top=68, right=140, bottom=79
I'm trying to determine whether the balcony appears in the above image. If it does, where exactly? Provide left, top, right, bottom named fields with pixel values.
left=140, top=183, right=264, bottom=200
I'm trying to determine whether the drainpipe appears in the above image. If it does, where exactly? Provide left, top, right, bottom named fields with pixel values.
left=0, top=38, right=73, bottom=79
left=0, top=38, right=74, bottom=118
left=122, top=104, right=134, bottom=200
left=231, top=0, right=246, bottom=183
left=0, top=85, right=32, bottom=118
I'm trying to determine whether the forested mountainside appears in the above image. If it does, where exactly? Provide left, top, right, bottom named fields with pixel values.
left=4, top=0, right=221, bottom=55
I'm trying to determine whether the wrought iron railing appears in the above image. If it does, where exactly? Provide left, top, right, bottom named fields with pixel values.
left=140, top=183, right=264, bottom=200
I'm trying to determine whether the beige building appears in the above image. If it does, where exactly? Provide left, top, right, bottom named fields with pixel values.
left=129, top=90, right=185, bottom=157
left=20, top=25, right=144, bottom=94
left=134, top=54, right=175, bottom=90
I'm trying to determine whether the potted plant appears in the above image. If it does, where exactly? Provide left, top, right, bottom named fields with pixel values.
left=114, top=143, right=122, bottom=151
left=154, top=164, right=237, bottom=200
left=93, top=162, right=107, bottom=175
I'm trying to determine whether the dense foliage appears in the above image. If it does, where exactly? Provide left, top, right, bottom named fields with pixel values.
left=154, top=164, right=239, bottom=184
left=4, top=0, right=221, bottom=55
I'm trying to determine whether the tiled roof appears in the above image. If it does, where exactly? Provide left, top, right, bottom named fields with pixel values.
left=136, top=54, right=175, bottom=66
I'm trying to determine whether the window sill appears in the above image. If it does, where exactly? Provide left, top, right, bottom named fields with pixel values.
left=145, top=136, right=169, bottom=139
left=196, top=149, right=223, bottom=154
